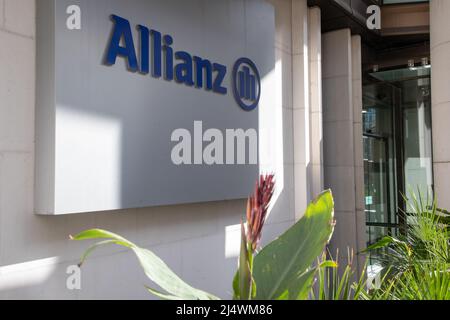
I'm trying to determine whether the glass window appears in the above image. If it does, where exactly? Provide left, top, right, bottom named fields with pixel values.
left=363, top=65, right=433, bottom=247
left=363, top=83, right=397, bottom=234
left=401, top=76, right=433, bottom=202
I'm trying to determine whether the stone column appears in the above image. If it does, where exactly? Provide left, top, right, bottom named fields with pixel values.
left=292, top=0, right=310, bottom=219
left=322, top=29, right=365, bottom=265
left=430, top=0, right=450, bottom=209
left=308, top=7, right=324, bottom=199
left=352, top=35, right=366, bottom=272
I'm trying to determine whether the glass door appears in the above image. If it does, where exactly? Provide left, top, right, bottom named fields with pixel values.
left=364, top=135, right=396, bottom=245
left=363, top=65, right=434, bottom=250
left=401, top=77, right=434, bottom=203
left=363, top=82, right=398, bottom=249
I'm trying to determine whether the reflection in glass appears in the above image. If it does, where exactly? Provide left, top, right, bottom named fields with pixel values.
left=401, top=77, right=433, bottom=202
left=363, top=83, right=397, bottom=247
left=363, top=66, right=433, bottom=250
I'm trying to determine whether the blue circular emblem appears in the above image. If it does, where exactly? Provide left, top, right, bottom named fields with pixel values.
left=232, top=58, right=261, bottom=111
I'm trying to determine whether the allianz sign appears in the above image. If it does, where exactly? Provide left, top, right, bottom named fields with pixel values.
left=106, top=14, right=261, bottom=111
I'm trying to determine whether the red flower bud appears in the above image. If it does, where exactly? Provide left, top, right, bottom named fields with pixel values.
left=246, top=174, right=275, bottom=252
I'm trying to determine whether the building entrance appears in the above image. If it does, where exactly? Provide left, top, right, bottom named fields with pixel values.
left=363, top=65, right=433, bottom=253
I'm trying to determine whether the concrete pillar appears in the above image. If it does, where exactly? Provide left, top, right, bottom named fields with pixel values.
left=292, top=0, right=310, bottom=219
left=308, top=7, right=324, bottom=199
left=430, top=0, right=450, bottom=209
left=322, top=29, right=365, bottom=264
left=351, top=35, right=366, bottom=271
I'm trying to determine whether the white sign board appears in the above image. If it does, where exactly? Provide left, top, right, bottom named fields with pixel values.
left=35, top=0, right=275, bottom=215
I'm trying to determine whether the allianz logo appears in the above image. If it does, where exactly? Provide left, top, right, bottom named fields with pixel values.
left=105, top=14, right=261, bottom=111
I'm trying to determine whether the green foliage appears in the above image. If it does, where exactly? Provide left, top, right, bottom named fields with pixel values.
left=73, top=190, right=335, bottom=300
left=372, top=262, right=450, bottom=300
left=365, top=190, right=450, bottom=300
left=72, top=186, right=450, bottom=300
left=71, top=229, right=219, bottom=300
left=249, top=190, right=335, bottom=300
left=233, top=222, right=256, bottom=300
left=311, top=251, right=367, bottom=301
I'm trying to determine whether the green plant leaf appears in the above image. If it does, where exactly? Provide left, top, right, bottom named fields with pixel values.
left=318, top=260, right=338, bottom=269
left=252, top=190, right=335, bottom=300
left=234, top=221, right=258, bottom=300
left=275, top=268, right=317, bottom=300
left=232, top=271, right=239, bottom=299
left=238, top=222, right=252, bottom=300
left=287, top=268, right=317, bottom=300
left=72, top=229, right=219, bottom=300
left=363, top=236, right=394, bottom=252
left=145, top=286, right=184, bottom=300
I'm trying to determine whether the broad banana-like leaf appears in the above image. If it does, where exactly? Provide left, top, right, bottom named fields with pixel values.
left=71, top=229, right=219, bottom=300
left=276, top=268, right=317, bottom=300
left=252, top=190, right=335, bottom=300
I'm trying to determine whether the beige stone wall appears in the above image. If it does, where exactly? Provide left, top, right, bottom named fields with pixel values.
left=0, top=0, right=297, bottom=299
left=292, top=1, right=324, bottom=220
left=308, top=6, right=324, bottom=203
